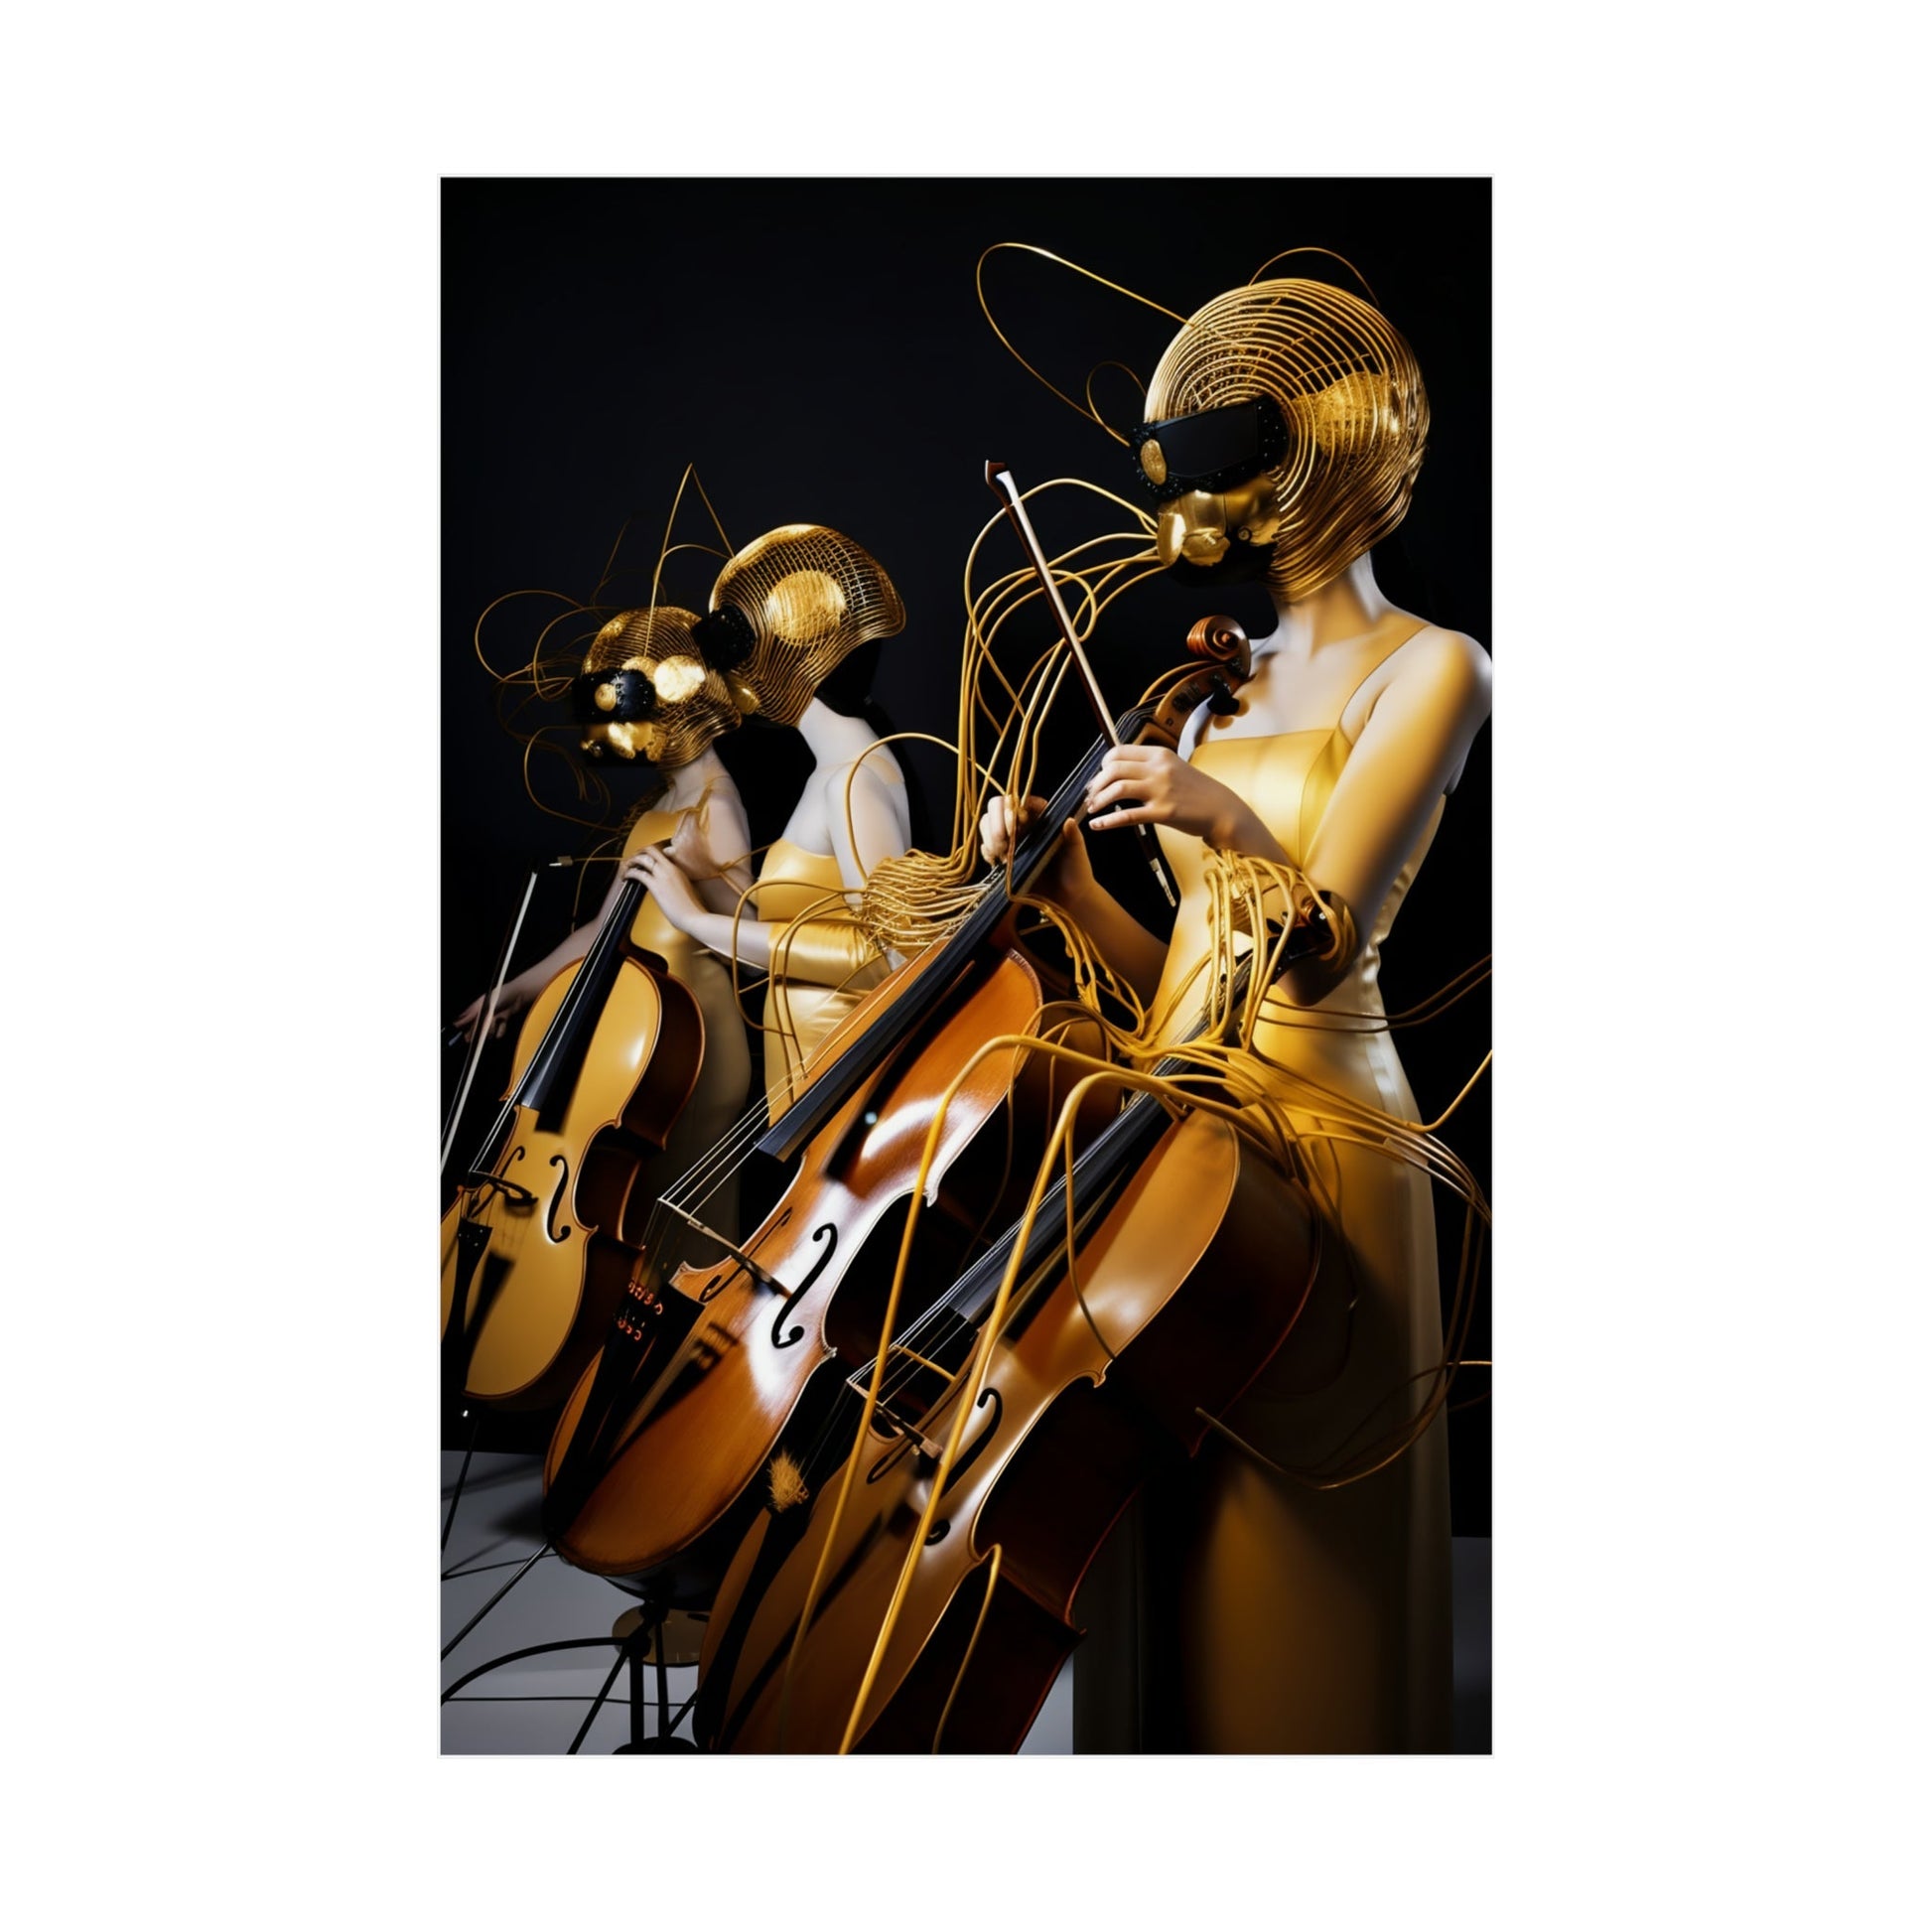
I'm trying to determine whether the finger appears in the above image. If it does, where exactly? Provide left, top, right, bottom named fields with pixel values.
left=1087, top=778, right=1162, bottom=813
left=1084, top=759, right=1145, bottom=805
left=980, top=798, right=1022, bottom=861
left=1089, top=804, right=1150, bottom=830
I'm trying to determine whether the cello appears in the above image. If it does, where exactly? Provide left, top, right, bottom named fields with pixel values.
left=538, top=611, right=1256, bottom=1598
left=690, top=472, right=1325, bottom=1750
left=689, top=935, right=1328, bottom=1751
left=440, top=861, right=705, bottom=1411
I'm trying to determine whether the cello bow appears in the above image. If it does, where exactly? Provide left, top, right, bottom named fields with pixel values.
left=984, top=460, right=1180, bottom=912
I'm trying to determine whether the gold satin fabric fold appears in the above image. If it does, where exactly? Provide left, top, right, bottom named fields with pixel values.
left=753, top=838, right=889, bottom=1121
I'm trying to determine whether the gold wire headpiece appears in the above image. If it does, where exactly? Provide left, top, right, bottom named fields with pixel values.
left=577, top=604, right=742, bottom=767
left=979, top=243, right=1430, bottom=600
left=465, top=464, right=745, bottom=830
left=703, top=524, right=907, bottom=726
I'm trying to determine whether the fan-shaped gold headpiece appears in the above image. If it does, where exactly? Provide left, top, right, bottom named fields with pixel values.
left=1146, top=278, right=1427, bottom=600
left=698, top=524, right=906, bottom=726
left=979, top=244, right=1429, bottom=601
left=576, top=604, right=742, bottom=767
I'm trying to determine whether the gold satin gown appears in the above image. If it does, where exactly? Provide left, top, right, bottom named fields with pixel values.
left=620, top=804, right=754, bottom=1255
left=751, top=839, right=891, bottom=1123
left=1074, top=678, right=1455, bottom=1753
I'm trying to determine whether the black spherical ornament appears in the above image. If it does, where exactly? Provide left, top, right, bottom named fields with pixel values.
left=693, top=604, right=757, bottom=672
left=576, top=666, right=656, bottom=721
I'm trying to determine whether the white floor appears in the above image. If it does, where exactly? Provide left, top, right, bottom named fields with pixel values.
left=439, top=1451, right=1489, bottom=1754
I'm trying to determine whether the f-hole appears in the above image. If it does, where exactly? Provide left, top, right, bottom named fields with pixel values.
left=545, top=1155, right=573, bottom=1243
left=770, top=1222, right=836, bottom=1349
left=923, top=1386, right=1003, bottom=1546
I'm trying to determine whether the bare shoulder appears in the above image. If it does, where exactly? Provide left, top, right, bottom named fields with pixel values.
left=832, top=750, right=903, bottom=793
left=821, top=748, right=907, bottom=819
left=1373, top=622, right=1491, bottom=724
left=1401, top=623, right=1489, bottom=692
left=693, top=777, right=753, bottom=856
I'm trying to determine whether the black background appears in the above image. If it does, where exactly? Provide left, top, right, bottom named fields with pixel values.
left=443, top=178, right=1491, bottom=1531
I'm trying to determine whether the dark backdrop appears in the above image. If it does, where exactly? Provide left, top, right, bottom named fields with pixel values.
left=442, top=178, right=1491, bottom=1531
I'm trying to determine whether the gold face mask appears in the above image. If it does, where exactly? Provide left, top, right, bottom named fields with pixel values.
left=1154, top=471, right=1288, bottom=575
left=694, top=525, right=906, bottom=726
left=573, top=605, right=743, bottom=767
left=1140, top=279, right=1429, bottom=602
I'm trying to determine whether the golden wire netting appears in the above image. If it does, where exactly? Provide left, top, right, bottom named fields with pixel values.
left=1145, top=277, right=1429, bottom=600
left=579, top=604, right=742, bottom=768
left=711, top=524, right=906, bottom=725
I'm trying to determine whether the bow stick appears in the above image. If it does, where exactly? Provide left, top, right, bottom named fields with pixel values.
left=440, top=866, right=540, bottom=1174
left=984, top=461, right=1178, bottom=910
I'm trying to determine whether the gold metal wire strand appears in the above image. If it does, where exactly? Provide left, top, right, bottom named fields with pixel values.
left=647, top=462, right=733, bottom=614
left=929, top=1545, right=1003, bottom=1754
left=976, top=242, right=1186, bottom=444
left=1247, top=245, right=1380, bottom=302
left=472, top=588, right=588, bottom=685
left=860, top=488, right=1158, bottom=952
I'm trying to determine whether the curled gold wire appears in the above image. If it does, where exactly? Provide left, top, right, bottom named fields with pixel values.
left=975, top=241, right=1186, bottom=444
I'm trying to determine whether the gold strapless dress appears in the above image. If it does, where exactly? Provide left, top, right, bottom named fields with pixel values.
left=1073, top=713, right=1454, bottom=1752
left=751, top=838, right=890, bottom=1123
left=620, top=806, right=754, bottom=1255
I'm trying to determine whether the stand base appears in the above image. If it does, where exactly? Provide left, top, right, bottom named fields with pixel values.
left=611, top=1604, right=707, bottom=1668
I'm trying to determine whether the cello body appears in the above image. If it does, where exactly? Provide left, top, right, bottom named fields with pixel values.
left=541, top=944, right=1107, bottom=1595
left=441, top=948, right=704, bottom=1410
left=694, top=1106, right=1320, bottom=1753
left=539, top=626, right=1261, bottom=1587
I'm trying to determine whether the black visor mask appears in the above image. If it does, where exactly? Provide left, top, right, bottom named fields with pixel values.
left=1129, top=395, right=1290, bottom=505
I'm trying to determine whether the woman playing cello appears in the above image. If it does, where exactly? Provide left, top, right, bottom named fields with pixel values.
left=981, top=266, right=1490, bottom=1750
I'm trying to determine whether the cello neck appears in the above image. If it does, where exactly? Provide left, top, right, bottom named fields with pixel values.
left=509, top=875, right=648, bottom=1126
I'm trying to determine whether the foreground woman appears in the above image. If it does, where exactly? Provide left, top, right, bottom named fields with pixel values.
left=983, top=268, right=1489, bottom=1750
